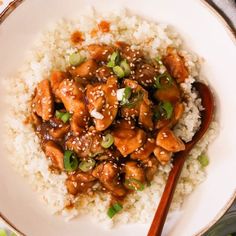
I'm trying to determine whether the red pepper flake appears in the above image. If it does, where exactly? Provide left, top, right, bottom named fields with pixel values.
left=70, top=31, right=84, bottom=45
left=98, top=20, right=110, bottom=33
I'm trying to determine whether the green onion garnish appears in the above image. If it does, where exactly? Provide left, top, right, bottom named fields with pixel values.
left=107, top=60, right=116, bottom=68
left=124, top=178, right=145, bottom=191
left=107, top=207, right=116, bottom=218
left=120, top=60, right=131, bottom=76
left=154, top=72, right=173, bottom=89
left=120, top=87, right=132, bottom=106
left=0, top=229, right=7, bottom=236
left=155, top=55, right=163, bottom=65
left=79, top=158, right=96, bottom=172
left=107, top=51, right=120, bottom=68
left=161, top=101, right=173, bottom=119
left=107, top=203, right=123, bottom=218
left=55, top=110, right=71, bottom=123
left=61, top=112, right=71, bottom=123
left=113, top=66, right=125, bottom=78
left=123, top=91, right=144, bottom=108
left=198, top=154, right=209, bottom=167
left=101, top=134, right=114, bottom=148
left=55, top=110, right=64, bottom=119
left=69, top=52, right=85, bottom=66
left=64, top=150, right=79, bottom=172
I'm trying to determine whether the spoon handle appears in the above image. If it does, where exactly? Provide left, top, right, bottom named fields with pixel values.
left=147, top=148, right=191, bottom=236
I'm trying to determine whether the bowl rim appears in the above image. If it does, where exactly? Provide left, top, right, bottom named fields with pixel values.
left=0, top=0, right=235, bottom=235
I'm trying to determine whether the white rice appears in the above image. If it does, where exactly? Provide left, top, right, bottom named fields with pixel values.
left=3, top=9, right=217, bottom=227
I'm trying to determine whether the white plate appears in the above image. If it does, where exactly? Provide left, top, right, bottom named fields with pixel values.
left=0, top=0, right=236, bottom=235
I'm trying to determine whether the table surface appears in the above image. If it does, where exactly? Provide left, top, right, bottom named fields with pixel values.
left=0, top=0, right=235, bottom=235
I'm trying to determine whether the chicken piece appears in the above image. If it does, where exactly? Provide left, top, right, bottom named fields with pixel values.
left=173, top=102, right=185, bottom=124
left=130, top=139, right=156, bottom=162
left=112, top=120, right=147, bottom=157
left=134, top=63, right=157, bottom=87
left=156, top=127, right=185, bottom=152
left=121, top=107, right=139, bottom=118
left=115, top=41, right=144, bottom=64
left=87, top=44, right=114, bottom=62
left=32, top=79, right=54, bottom=121
left=123, top=79, right=153, bottom=130
left=30, top=112, right=42, bottom=127
left=154, top=146, right=172, bottom=165
left=154, top=81, right=180, bottom=103
left=86, top=76, right=118, bottom=131
left=154, top=102, right=185, bottom=130
left=92, top=162, right=126, bottom=197
left=50, top=71, right=66, bottom=100
left=57, top=79, right=89, bottom=134
left=155, top=119, right=172, bottom=130
left=139, top=101, right=154, bottom=130
left=96, top=66, right=113, bottom=82
left=144, top=155, right=159, bottom=182
left=69, top=59, right=98, bottom=81
left=49, top=125, right=70, bottom=139
left=65, top=126, right=104, bottom=159
left=66, top=171, right=96, bottom=195
left=124, top=161, right=146, bottom=183
left=43, top=140, right=64, bottom=170
left=163, top=47, right=189, bottom=83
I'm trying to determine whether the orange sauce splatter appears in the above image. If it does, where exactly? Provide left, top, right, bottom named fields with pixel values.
left=70, top=31, right=84, bottom=44
left=98, top=20, right=110, bottom=33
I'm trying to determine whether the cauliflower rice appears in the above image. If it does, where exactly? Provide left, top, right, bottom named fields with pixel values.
left=3, top=9, right=217, bottom=226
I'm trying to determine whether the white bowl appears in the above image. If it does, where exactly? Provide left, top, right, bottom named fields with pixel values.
left=0, top=0, right=236, bottom=235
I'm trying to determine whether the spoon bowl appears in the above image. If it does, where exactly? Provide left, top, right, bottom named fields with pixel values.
left=148, top=82, right=215, bottom=236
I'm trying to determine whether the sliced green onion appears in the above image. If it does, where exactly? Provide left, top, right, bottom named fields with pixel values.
left=55, top=110, right=71, bottom=123
left=113, top=203, right=123, bottom=212
left=113, top=66, right=125, bottom=78
left=154, top=72, right=173, bottom=89
left=120, top=87, right=132, bottom=105
left=161, top=101, right=173, bottom=119
left=69, top=52, right=85, bottom=66
left=55, top=110, right=64, bottom=119
left=111, top=51, right=120, bottom=64
left=64, top=150, right=79, bottom=172
left=61, top=112, right=71, bottom=123
left=79, top=159, right=96, bottom=172
left=124, top=91, right=144, bottom=108
left=107, top=206, right=116, bottom=218
left=107, top=51, right=120, bottom=68
left=101, top=134, right=114, bottom=148
left=124, top=178, right=145, bottom=191
left=0, top=229, right=7, bottom=236
left=107, top=203, right=123, bottom=218
left=107, top=60, right=116, bottom=68
left=198, top=154, right=209, bottom=167
left=120, top=60, right=131, bottom=76
left=155, top=55, right=163, bottom=65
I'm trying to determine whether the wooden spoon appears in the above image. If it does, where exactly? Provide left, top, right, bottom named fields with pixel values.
left=148, top=82, right=214, bottom=236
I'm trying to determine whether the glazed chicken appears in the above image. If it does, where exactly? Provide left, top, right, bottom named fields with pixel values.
left=30, top=36, right=190, bottom=216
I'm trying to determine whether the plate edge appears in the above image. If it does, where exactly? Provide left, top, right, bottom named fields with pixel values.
left=0, top=0, right=235, bottom=235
